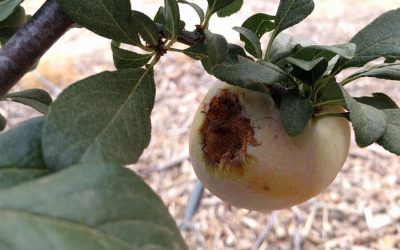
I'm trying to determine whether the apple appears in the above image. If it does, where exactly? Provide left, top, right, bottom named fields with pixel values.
left=189, top=82, right=351, bottom=211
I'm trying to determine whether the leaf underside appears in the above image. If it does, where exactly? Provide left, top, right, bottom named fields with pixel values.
left=335, top=8, right=400, bottom=71
left=0, top=0, right=22, bottom=22
left=340, top=87, right=388, bottom=147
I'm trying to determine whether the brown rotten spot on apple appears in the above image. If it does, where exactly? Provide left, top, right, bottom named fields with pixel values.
left=200, top=89, right=258, bottom=177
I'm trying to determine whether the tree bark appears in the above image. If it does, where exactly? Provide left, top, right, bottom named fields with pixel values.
left=0, top=0, right=74, bottom=97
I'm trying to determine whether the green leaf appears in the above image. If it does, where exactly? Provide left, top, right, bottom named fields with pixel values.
left=227, top=43, right=247, bottom=61
left=317, top=80, right=345, bottom=105
left=57, top=0, right=141, bottom=46
left=0, top=0, right=22, bottom=21
left=3, top=89, right=52, bottom=114
left=0, top=113, right=5, bottom=131
left=336, top=8, right=400, bottom=71
left=131, top=10, right=159, bottom=46
left=207, top=0, right=235, bottom=15
left=183, top=42, right=208, bottom=60
left=265, top=0, right=314, bottom=60
left=200, top=43, right=247, bottom=73
left=286, top=57, right=328, bottom=85
left=217, top=0, right=243, bottom=17
left=42, top=69, right=155, bottom=171
left=0, top=163, right=187, bottom=249
left=111, top=41, right=153, bottom=69
left=212, top=56, right=292, bottom=92
left=0, top=117, right=46, bottom=169
left=204, top=30, right=228, bottom=65
left=269, top=33, right=316, bottom=64
left=274, top=0, right=314, bottom=35
left=292, top=43, right=356, bottom=61
left=365, top=63, right=400, bottom=80
left=384, top=57, right=397, bottom=63
left=0, top=169, right=47, bottom=190
left=178, top=0, right=204, bottom=23
left=179, top=20, right=186, bottom=30
left=355, top=93, right=399, bottom=110
left=286, top=57, right=326, bottom=71
left=242, top=13, right=275, bottom=39
left=0, top=117, right=47, bottom=189
left=0, top=6, right=26, bottom=43
left=164, top=0, right=180, bottom=41
left=340, top=86, right=387, bottom=147
left=377, top=109, right=400, bottom=155
left=233, top=26, right=262, bottom=58
left=346, top=63, right=400, bottom=82
left=154, top=6, right=166, bottom=25
left=280, top=94, right=314, bottom=136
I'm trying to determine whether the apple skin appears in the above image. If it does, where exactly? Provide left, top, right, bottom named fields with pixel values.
left=189, top=82, right=351, bottom=211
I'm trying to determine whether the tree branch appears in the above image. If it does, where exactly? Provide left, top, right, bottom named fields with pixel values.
left=177, top=26, right=205, bottom=46
left=0, top=0, right=74, bottom=97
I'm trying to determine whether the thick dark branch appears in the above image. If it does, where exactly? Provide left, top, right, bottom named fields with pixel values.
left=157, top=23, right=205, bottom=47
left=0, top=0, right=74, bottom=97
left=177, top=27, right=205, bottom=46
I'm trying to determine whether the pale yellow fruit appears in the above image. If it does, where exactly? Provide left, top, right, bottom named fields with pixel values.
left=189, top=82, right=350, bottom=211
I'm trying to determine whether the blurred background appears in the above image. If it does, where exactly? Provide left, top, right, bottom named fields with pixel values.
left=1, top=0, right=400, bottom=249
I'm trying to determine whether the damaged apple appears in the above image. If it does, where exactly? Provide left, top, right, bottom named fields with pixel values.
left=189, top=82, right=351, bottom=211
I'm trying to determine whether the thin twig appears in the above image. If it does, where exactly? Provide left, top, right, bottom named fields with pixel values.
left=180, top=180, right=204, bottom=230
left=141, top=155, right=189, bottom=176
left=291, top=208, right=303, bottom=250
left=251, top=211, right=279, bottom=250
left=302, top=204, right=318, bottom=237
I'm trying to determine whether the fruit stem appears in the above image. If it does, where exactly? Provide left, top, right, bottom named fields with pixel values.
left=340, top=75, right=361, bottom=86
left=264, top=30, right=277, bottom=61
left=202, top=7, right=213, bottom=29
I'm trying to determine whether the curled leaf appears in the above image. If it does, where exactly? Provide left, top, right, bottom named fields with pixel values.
left=111, top=41, right=153, bottom=69
left=3, top=89, right=52, bottom=114
left=242, top=13, right=275, bottom=38
left=233, top=26, right=262, bottom=58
